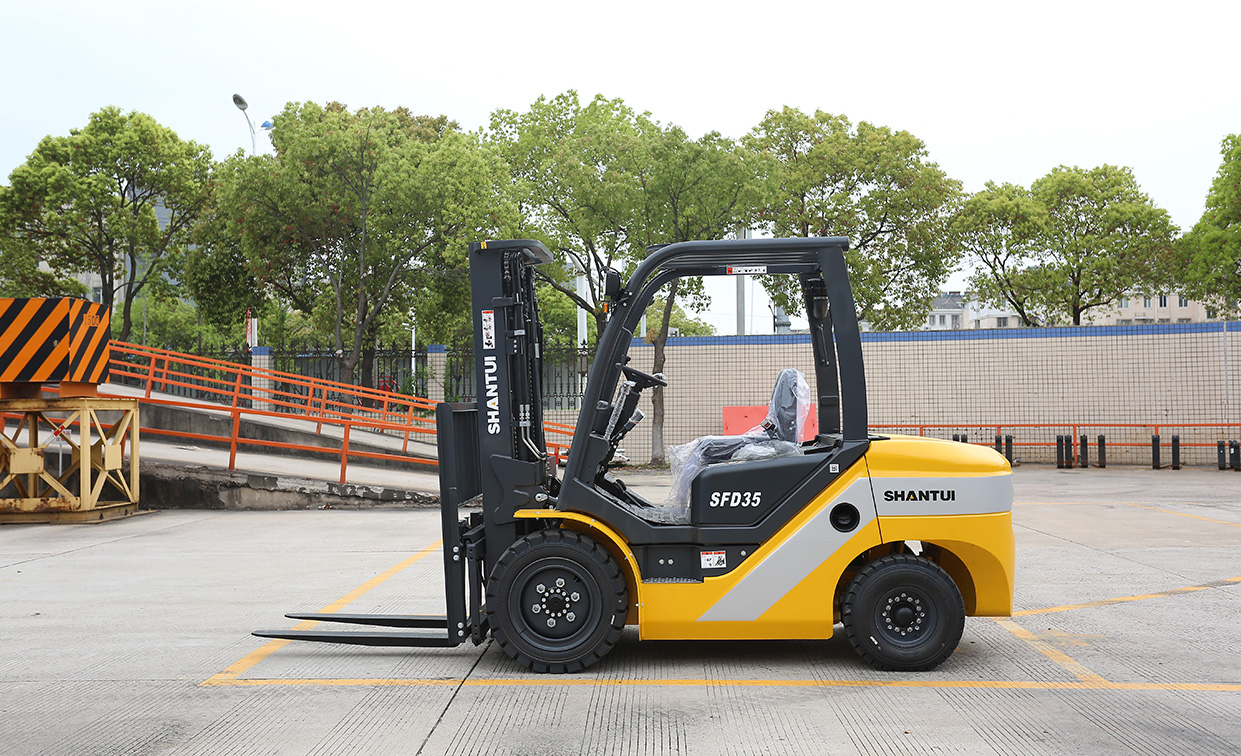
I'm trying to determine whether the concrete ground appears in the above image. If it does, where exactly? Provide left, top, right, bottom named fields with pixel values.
left=1, top=467, right=1239, bottom=755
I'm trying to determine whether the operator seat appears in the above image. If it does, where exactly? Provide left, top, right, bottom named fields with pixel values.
left=662, top=369, right=812, bottom=518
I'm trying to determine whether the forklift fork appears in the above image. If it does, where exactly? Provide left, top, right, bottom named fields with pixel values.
left=254, top=404, right=486, bottom=648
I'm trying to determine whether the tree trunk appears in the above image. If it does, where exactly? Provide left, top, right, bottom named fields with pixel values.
left=649, top=279, right=680, bottom=465
left=118, top=285, right=134, bottom=343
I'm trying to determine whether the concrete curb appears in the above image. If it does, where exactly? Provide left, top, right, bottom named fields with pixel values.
left=139, top=461, right=439, bottom=511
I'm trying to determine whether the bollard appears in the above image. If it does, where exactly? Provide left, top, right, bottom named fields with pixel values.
left=1231, top=441, right=1240, bottom=471
left=1221, top=440, right=1229, bottom=470
left=952, top=433, right=959, bottom=443
left=1056, top=436, right=1065, bottom=468
left=1005, top=435, right=1013, bottom=464
left=1098, top=435, right=1106, bottom=468
left=995, top=435, right=1002, bottom=454
left=1152, top=435, right=1160, bottom=469
left=1171, top=435, right=1180, bottom=470
left=1079, top=434, right=1089, bottom=468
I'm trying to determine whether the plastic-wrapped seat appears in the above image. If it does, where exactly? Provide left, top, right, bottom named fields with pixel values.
left=658, top=369, right=812, bottom=522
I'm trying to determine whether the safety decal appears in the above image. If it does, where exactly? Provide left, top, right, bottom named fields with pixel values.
left=701, top=550, right=727, bottom=569
left=481, top=310, right=496, bottom=350
left=726, top=265, right=766, bottom=275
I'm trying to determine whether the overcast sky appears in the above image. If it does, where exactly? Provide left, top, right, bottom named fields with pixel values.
left=3, top=0, right=1237, bottom=334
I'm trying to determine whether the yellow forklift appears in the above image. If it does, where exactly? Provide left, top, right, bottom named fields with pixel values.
left=257, top=238, right=1014, bottom=672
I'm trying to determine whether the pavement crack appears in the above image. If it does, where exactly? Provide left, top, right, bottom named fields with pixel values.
left=1014, top=521, right=1220, bottom=587
left=0, top=513, right=221, bottom=570
left=413, top=639, right=491, bottom=756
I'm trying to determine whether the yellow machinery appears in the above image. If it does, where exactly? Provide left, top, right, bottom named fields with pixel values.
left=0, top=298, right=140, bottom=523
left=258, top=238, right=1014, bottom=672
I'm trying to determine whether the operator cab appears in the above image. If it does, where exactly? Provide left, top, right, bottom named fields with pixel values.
left=553, top=237, right=868, bottom=571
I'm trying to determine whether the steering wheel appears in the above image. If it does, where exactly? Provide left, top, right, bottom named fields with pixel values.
left=621, top=365, right=667, bottom=389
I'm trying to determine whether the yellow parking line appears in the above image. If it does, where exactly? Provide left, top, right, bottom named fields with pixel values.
left=1122, top=502, right=1241, bottom=529
left=202, top=540, right=443, bottom=686
left=993, top=618, right=1107, bottom=684
left=200, top=676, right=1241, bottom=692
left=1015, top=577, right=1241, bottom=616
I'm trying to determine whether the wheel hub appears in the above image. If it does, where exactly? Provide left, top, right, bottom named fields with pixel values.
left=517, top=564, right=591, bottom=643
left=881, top=591, right=927, bottom=637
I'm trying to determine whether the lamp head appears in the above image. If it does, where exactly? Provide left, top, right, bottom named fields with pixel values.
left=232, top=94, right=249, bottom=111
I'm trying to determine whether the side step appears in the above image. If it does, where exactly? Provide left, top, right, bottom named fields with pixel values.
left=253, top=613, right=470, bottom=647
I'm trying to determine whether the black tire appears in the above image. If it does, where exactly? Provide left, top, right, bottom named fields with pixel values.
left=486, top=529, right=628, bottom=673
left=841, top=553, right=965, bottom=671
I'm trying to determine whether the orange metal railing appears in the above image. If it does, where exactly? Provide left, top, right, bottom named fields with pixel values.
left=98, top=342, right=575, bottom=484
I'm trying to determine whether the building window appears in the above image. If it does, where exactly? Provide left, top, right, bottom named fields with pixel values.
left=1119, top=297, right=1129, bottom=309
left=1119, top=319, right=1132, bottom=325
left=1143, top=296, right=1152, bottom=308
left=1177, top=318, right=1191, bottom=323
left=1207, top=308, right=1217, bottom=319
left=1179, top=295, right=1189, bottom=307
left=1158, top=294, right=1168, bottom=307
left=938, top=314, right=946, bottom=325
left=951, top=315, right=960, bottom=329
left=996, top=317, right=1008, bottom=328
left=929, top=315, right=935, bottom=326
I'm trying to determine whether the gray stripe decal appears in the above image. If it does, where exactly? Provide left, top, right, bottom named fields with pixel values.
left=697, top=479, right=878, bottom=623
left=871, top=474, right=1013, bottom=516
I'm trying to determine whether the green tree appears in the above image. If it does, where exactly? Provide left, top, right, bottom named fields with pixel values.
left=0, top=229, right=87, bottom=297
left=489, top=92, right=658, bottom=342
left=0, top=107, right=213, bottom=340
left=212, top=102, right=515, bottom=384
left=641, top=297, right=716, bottom=339
left=961, top=166, right=1178, bottom=326
left=630, top=126, right=766, bottom=463
left=744, top=107, right=961, bottom=330
left=948, top=182, right=1048, bottom=326
left=1182, top=134, right=1241, bottom=314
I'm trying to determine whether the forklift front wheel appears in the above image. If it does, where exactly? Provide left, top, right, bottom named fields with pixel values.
left=486, top=529, right=628, bottom=673
left=841, top=553, right=965, bottom=671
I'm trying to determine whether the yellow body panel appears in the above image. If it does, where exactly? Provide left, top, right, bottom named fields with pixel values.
left=637, top=519, right=881, bottom=640
left=877, top=514, right=1014, bottom=616
left=518, top=434, right=1015, bottom=641
left=866, top=435, right=1015, bottom=617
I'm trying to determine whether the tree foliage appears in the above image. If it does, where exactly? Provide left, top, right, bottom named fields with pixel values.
left=0, top=107, right=212, bottom=340
left=1182, top=134, right=1241, bottom=314
left=744, top=107, right=961, bottom=330
left=489, top=92, right=659, bottom=341
left=958, top=166, right=1178, bottom=325
left=0, top=228, right=87, bottom=298
left=209, top=102, right=515, bottom=381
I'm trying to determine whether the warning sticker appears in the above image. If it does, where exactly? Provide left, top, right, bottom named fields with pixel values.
left=481, top=310, right=496, bottom=350
left=726, top=265, right=766, bottom=275
left=700, top=550, right=727, bottom=569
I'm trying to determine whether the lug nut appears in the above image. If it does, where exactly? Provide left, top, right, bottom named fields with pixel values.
left=547, top=618, right=556, bottom=628
left=570, top=592, right=580, bottom=602
left=531, top=604, right=541, bottom=613
left=556, top=578, right=565, bottom=588
left=537, top=584, right=546, bottom=593
left=566, top=612, right=576, bottom=622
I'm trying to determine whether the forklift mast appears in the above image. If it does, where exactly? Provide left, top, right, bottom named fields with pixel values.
left=462, top=240, right=553, bottom=570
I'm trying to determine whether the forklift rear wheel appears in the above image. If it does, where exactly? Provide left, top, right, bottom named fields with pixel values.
left=841, top=553, right=965, bottom=671
left=487, top=529, right=628, bottom=673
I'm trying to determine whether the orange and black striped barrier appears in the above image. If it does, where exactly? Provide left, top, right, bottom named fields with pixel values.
left=0, top=297, right=110, bottom=399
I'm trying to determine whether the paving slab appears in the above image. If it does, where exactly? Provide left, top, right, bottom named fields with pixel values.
left=1, top=467, right=1239, bottom=754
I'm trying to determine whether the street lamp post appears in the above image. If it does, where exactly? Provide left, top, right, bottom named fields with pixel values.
left=232, top=93, right=256, bottom=156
